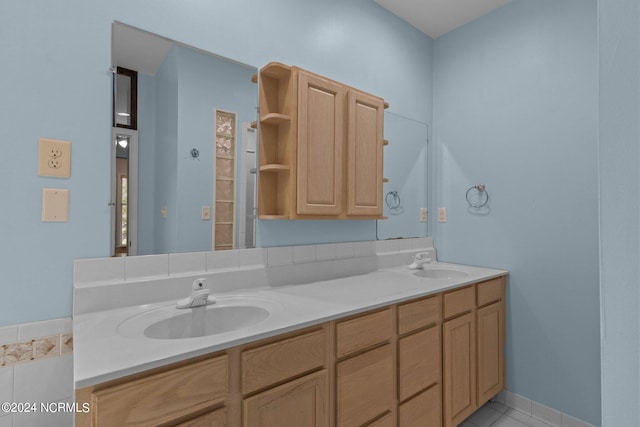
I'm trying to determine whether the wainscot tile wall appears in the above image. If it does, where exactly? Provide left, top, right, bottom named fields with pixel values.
left=0, top=318, right=74, bottom=427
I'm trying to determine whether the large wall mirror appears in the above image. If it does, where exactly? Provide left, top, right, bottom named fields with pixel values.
left=111, top=22, right=258, bottom=256
left=110, top=22, right=429, bottom=257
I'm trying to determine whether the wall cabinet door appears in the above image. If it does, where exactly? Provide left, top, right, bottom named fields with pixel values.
left=477, top=301, right=504, bottom=405
left=243, top=370, right=328, bottom=427
left=297, top=70, right=345, bottom=215
left=443, top=312, right=476, bottom=427
left=346, top=89, right=384, bottom=216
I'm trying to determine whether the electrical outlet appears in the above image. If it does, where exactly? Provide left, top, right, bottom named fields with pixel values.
left=38, top=138, right=71, bottom=178
left=420, top=208, right=427, bottom=222
left=48, top=158, right=62, bottom=169
left=438, top=207, right=447, bottom=223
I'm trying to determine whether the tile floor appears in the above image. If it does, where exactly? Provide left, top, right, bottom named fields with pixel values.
left=461, top=400, right=558, bottom=427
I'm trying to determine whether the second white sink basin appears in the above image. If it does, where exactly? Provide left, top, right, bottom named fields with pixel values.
left=117, top=296, right=280, bottom=340
left=412, top=268, right=469, bottom=280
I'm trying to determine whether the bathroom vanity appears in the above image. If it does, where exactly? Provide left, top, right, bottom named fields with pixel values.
left=73, top=250, right=506, bottom=427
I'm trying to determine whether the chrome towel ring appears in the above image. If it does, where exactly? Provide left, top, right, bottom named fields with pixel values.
left=385, top=191, right=402, bottom=211
left=466, top=184, right=489, bottom=208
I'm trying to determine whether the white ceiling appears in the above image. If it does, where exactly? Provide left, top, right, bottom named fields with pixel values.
left=112, top=23, right=173, bottom=75
left=374, top=0, right=512, bottom=39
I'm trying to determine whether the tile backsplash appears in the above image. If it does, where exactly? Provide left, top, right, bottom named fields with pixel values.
left=0, top=318, right=74, bottom=427
left=73, top=238, right=435, bottom=315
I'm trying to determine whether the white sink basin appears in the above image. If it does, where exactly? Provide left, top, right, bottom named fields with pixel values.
left=412, top=268, right=469, bottom=280
left=117, top=296, right=280, bottom=340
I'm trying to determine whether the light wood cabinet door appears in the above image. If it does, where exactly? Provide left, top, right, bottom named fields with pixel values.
left=337, top=344, right=394, bottom=427
left=346, top=89, right=384, bottom=216
left=243, top=370, right=328, bottom=427
left=297, top=70, right=345, bottom=215
left=443, top=312, right=476, bottom=427
left=477, top=301, right=504, bottom=405
left=398, top=326, right=441, bottom=401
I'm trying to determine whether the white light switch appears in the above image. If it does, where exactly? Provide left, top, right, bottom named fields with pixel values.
left=438, top=207, right=447, bottom=223
left=201, top=206, right=211, bottom=220
left=420, top=208, right=427, bottom=222
left=42, top=188, right=69, bottom=222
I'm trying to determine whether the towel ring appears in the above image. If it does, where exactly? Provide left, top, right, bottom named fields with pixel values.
left=466, top=184, right=489, bottom=208
left=385, top=191, right=401, bottom=210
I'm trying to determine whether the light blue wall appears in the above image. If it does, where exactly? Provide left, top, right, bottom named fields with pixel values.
left=598, top=0, right=640, bottom=425
left=137, top=45, right=257, bottom=254
left=432, top=0, right=599, bottom=424
left=176, top=46, right=256, bottom=253
left=377, top=112, right=429, bottom=240
left=0, top=0, right=432, bottom=326
left=137, top=73, right=156, bottom=255
left=154, top=46, right=180, bottom=254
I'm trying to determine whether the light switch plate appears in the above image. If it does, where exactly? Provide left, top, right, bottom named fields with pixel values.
left=438, top=207, right=447, bottom=223
left=42, top=188, right=69, bottom=222
left=201, top=206, right=211, bottom=220
left=419, top=208, right=427, bottom=222
left=38, top=138, right=71, bottom=178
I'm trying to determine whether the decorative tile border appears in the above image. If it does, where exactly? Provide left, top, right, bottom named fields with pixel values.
left=1, top=333, right=73, bottom=368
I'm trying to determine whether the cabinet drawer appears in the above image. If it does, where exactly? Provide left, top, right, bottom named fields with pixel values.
left=398, top=295, right=440, bottom=334
left=399, top=385, right=442, bottom=427
left=92, top=355, right=228, bottom=427
left=337, top=344, right=394, bottom=427
left=175, top=407, right=226, bottom=426
left=243, top=370, right=328, bottom=427
left=242, top=329, right=326, bottom=395
left=336, top=308, right=392, bottom=358
left=398, top=326, right=441, bottom=401
left=443, top=286, right=475, bottom=319
left=477, top=277, right=504, bottom=307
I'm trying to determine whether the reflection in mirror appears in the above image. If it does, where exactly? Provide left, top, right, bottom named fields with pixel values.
left=111, top=23, right=258, bottom=256
left=377, top=112, right=429, bottom=240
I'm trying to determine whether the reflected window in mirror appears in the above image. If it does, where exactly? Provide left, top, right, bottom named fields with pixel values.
left=215, top=110, right=237, bottom=250
left=114, top=67, right=138, bottom=129
left=119, top=176, right=129, bottom=247
left=114, top=132, right=133, bottom=257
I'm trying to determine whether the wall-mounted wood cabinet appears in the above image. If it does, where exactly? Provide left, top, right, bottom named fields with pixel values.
left=257, top=62, right=386, bottom=220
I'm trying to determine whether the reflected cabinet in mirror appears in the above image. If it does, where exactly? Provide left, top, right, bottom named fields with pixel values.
left=111, top=22, right=258, bottom=256
left=110, top=23, right=429, bottom=257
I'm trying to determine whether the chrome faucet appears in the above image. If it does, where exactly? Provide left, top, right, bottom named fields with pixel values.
left=408, top=252, right=433, bottom=270
left=177, top=278, right=216, bottom=309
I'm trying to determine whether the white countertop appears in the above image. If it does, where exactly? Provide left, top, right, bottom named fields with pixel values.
left=73, top=262, right=507, bottom=388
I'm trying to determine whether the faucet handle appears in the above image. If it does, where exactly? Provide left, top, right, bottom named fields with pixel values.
left=176, top=278, right=214, bottom=308
left=408, top=252, right=433, bottom=270
left=192, top=278, right=208, bottom=291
